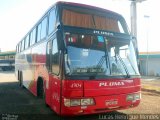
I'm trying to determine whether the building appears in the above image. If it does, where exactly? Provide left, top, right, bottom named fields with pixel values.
left=139, top=52, right=160, bottom=76
left=0, top=51, right=16, bottom=71
left=0, top=51, right=15, bottom=60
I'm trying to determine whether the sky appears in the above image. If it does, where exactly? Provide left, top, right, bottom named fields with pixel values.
left=0, top=0, right=159, bottom=52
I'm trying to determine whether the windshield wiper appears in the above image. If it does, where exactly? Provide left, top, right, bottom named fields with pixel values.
left=82, top=55, right=108, bottom=79
left=97, top=55, right=109, bottom=68
left=115, top=54, right=130, bottom=78
left=97, top=56, right=105, bottom=68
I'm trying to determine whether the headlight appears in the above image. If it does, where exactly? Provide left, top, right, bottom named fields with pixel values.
left=81, top=98, right=94, bottom=106
left=126, top=93, right=141, bottom=101
left=70, top=99, right=81, bottom=106
left=64, top=98, right=95, bottom=107
left=127, top=94, right=134, bottom=101
left=134, top=93, right=141, bottom=100
left=64, top=98, right=70, bottom=107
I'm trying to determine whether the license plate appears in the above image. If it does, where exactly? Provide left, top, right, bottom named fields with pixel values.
left=106, top=99, right=118, bottom=106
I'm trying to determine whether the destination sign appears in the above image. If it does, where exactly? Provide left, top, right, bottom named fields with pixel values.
left=93, top=30, right=114, bottom=36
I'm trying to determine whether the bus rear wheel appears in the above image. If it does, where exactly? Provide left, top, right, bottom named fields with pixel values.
left=19, top=71, right=23, bottom=88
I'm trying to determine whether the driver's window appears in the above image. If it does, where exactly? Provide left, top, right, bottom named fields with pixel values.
left=46, top=41, right=52, bottom=71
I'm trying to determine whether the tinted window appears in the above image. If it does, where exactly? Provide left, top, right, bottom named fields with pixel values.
left=30, top=28, right=36, bottom=46
left=19, top=43, right=21, bottom=52
left=48, top=9, right=56, bottom=34
left=25, top=35, right=30, bottom=49
left=46, top=41, right=52, bottom=71
left=41, top=17, right=47, bottom=39
left=62, top=9, right=128, bottom=33
left=37, top=23, right=41, bottom=42
left=16, top=45, right=19, bottom=52
left=52, top=39, right=59, bottom=75
left=21, top=40, right=24, bottom=51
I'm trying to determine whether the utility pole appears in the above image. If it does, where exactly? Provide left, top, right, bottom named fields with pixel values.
left=129, top=0, right=146, bottom=71
left=130, top=0, right=146, bottom=40
left=130, top=0, right=137, bottom=37
left=144, top=15, right=150, bottom=75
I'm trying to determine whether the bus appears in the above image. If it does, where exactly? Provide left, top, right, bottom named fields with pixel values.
left=15, top=1, right=141, bottom=116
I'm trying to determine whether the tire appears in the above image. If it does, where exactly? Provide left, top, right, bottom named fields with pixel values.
left=37, top=79, right=44, bottom=98
left=19, top=71, right=23, bottom=88
left=37, top=79, right=49, bottom=107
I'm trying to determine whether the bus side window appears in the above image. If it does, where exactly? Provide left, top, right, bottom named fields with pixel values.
left=37, top=17, right=47, bottom=42
left=25, top=35, right=30, bottom=49
left=41, top=17, right=47, bottom=39
left=48, top=8, right=56, bottom=35
left=37, top=23, right=42, bottom=42
left=16, top=45, right=19, bottom=53
left=46, top=40, right=52, bottom=71
left=23, top=39, right=25, bottom=50
left=30, top=28, right=36, bottom=46
left=19, top=42, right=21, bottom=52
left=52, top=38, right=59, bottom=75
left=21, top=40, right=24, bottom=51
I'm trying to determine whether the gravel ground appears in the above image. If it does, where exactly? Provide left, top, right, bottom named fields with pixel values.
left=0, top=71, right=159, bottom=120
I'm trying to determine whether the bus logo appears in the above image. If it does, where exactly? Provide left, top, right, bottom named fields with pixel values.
left=99, top=82, right=125, bottom=87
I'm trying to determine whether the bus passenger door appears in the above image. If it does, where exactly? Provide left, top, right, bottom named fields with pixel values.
left=46, top=38, right=61, bottom=114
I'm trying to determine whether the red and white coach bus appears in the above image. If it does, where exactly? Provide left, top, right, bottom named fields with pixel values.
left=15, top=1, right=141, bottom=116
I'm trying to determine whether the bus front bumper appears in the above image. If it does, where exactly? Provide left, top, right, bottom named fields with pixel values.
left=60, top=92, right=141, bottom=116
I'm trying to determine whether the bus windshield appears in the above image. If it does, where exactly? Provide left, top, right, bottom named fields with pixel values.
left=64, top=33, right=140, bottom=78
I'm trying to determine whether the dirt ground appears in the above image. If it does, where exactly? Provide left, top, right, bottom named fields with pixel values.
left=0, top=71, right=160, bottom=120
left=141, top=78, right=160, bottom=93
left=119, top=78, right=160, bottom=114
left=0, top=71, right=16, bottom=83
left=119, top=91, right=160, bottom=114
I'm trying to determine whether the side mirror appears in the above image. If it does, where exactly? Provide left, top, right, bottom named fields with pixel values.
left=56, top=22, right=61, bottom=30
left=57, top=30, right=65, bottom=51
left=132, top=36, right=136, bottom=40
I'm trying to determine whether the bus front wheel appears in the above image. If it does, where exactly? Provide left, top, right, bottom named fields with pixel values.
left=37, top=78, right=49, bottom=107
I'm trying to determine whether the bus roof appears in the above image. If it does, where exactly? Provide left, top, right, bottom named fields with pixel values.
left=17, top=1, right=128, bottom=46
